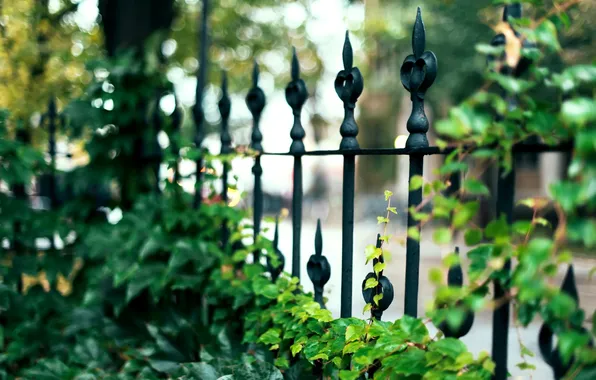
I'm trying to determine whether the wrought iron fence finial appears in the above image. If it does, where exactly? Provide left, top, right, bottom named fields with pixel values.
left=307, top=219, right=330, bottom=308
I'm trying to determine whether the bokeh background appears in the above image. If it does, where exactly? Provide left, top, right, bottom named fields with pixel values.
left=2, top=1, right=595, bottom=378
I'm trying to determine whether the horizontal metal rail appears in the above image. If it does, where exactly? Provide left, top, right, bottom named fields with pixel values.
left=259, top=142, right=573, bottom=157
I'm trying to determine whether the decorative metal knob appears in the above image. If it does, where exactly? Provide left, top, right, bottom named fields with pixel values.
left=307, top=219, right=331, bottom=308
left=247, top=61, right=266, bottom=152
left=400, top=7, right=437, bottom=149
left=438, top=247, right=474, bottom=338
left=219, top=71, right=232, bottom=154
left=286, top=48, right=308, bottom=154
left=538, top=266, right=588, bottom=379
left=335, top=32, right=363, bottom=150
left=361, top=234, right=394, bottom=320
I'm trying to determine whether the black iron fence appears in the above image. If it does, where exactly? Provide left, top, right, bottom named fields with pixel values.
left=7, top=2, right=583, bottom=380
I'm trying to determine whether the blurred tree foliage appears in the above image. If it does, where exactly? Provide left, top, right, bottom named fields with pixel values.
left=0, top=0, right=102, bottom=130
left=355, top=0, right=595, bottom=193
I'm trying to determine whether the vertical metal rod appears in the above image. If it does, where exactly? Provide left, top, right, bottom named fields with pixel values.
left=292, top=157, right=302, bottom=278
left=340, top=154, right=356, bottom=318
left=219, top=72, right=231, bottom=248
left=400, top=8, right=436, bottom=317
left=286, top=47, right=307, bottom=279
left=492, top=164, right=516, bottom=380
left=47, top=98, right=57, bottom=209
left=192, top=0, right=210, bottom=209
left=404, top=154, right=423, bottom=317
left=335, top=32, right=363, bottom=318
left=247, top=62, right=265, bottom=262
left=253, top=156, right=263, bottom=261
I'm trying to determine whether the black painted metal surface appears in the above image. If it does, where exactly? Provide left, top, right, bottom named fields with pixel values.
left=361, top=234, right=394, bottom=320
left=247, top=62, right=266, bottom=262
left=219, top=72, right=232, bottom=249
left=192, top=0, right=210, bottom=209
left=307, top=220, right=330, bottom=308
left=286, top=48, right=308, bottom=279
left=336, top=32, right=362, bottom=318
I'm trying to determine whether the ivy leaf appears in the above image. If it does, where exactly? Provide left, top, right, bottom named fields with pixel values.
left=453, top=201, right=479, bottom=229
left=384, top=190, right=393, bottom=201
left=343, top=341, right=365, bottom=355
left=463, top=178, right=489, bottom=196
left=433, top=227, right=452, bottom=245
left=364, top=277, right=378, bottom=290
left=339, top=370, right=360, bottom=380
left=363, top=303, right=372, bottom=313
left=557, top=331, right=590, bottom=365
left=373, top=262, right=386, bottom=275
left=290, top=343, right=303, bottom=357
left=534, top=20, right=560, bottom=51
left=561, top=98, right=596, bottom=126
left=377, top=216, right=389, bottom=224
left=409, top=175, right=424, bottom=191
left=387, top=206, right=397, bottom=215
left=373, top=293, right=383, bottom=306
left=407, top=227, right=420, bottom=241
left=258, top=328, right=281, bottom=345
left=382, top=348, right=426, bottom=375
left=464, top=228, right=483, bottom=246
left=274, top=357, right=289, bottom=369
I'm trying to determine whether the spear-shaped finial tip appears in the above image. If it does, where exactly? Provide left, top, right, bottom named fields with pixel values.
left=315, top=219, right=322, bottom=256
left=376, top=233, right=382, bottom=249
left=342, top=31, right=353, bottom=71
left=252, top=60, right=260, bottom=87
left=221, top=70, right=228, bottom=93
left=455, top=246, right=460, bottom=255
left=291, top=46, right=300, bottom=81
left=412, top=7, right=426, bottom=59
left=273, top=215, right=279, bottom=249
left=503, top=3, right=522, bottom=22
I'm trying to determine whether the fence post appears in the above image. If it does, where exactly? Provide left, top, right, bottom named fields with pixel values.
left=489, top=5, right=525, bottom=378
left=286, top=48, right=308, bottom=279
left=45, top=98, right=58, bottom=209
left=401, top=7, right=437, bottom=317
left=219, top=72, right=232, bottom=248
left=335, top=32, right=363, bottom=318
left=247, top=62, right=265, bottom=262
left=150, top=93, right=163, bottom=194
left=170, top=96, right=182, bottom=184
left=192, top=0, right=210, bottom=209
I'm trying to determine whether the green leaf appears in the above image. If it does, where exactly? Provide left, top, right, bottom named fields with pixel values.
left=387, top=206, right=397, bottom=215
left=409, top=175, right=424, bottom=191
left=345, top=324, right=365, bottom=343
left=364, top=277, right=378, bottom=290
left=561, top=98, right=596, bottom=126
left=140, top=236, right=161, bottom=260
left=429, top=268, right=443, bottom=285
left=408, top=227, right=420, bottom=241
left=274, top=357, right=289, bottom=369
left=558, top=331, right=590, bottom=365
left=373, top=293, right=383, bottom=306
left=534, top=20, right=560, bottom=51
left=290, top=343, right=303, bottom=357
left=258, top=328, right=282, bottom=345
left=343, top=341, right=365, bottom=355
left=384, top=190, right=393, bottom=201
left=453, top=201, right=479, bottom=229
left=463, top=178, right=489, bottom=196
left=339, top=370, right=360, bottom=380
left=433, top=227, right=452, bottom=245
left=464, top=228, right=483, bottom=246
left=487, top=72, right=535, bottom=94
left=382, top=348, right=426, bottom=375
left=373, top=262, right=386, bottom=275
